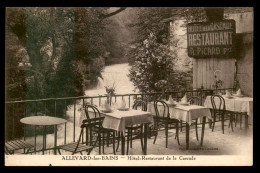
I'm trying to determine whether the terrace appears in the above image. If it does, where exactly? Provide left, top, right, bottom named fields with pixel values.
left=5, top=88, right=252, bottom=156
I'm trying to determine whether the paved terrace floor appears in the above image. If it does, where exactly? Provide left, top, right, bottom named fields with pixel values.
left=19, top=121, right=252, bottom=156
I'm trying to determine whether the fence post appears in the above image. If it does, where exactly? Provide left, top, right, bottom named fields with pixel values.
left=64, top=100, right=67, bottom=144
left=73, top=99, right=76, bottom=142
left=54, top=100, right=57, bottom=117
left=24, top=102, right=26, bottom=141
left=12, top=103, right=15, bottom=139
left=35, top=102, right=37, bottom=116
left=129, top=95, right=131, bottom=108
left=44, top=101, right=46, bottom=116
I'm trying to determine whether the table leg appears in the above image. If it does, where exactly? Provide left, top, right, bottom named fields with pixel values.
left=121, top=133, right=125, bottom=155
left=143, top=123, right=148, bottom=155
left=42, top=126, right=45, bottom=155
left=44, top=126, right=47, bottom=151
left=54, top=125, right=57, bottom=155
left=245, top=113, right=248, bottom=133
left=240, top=113, right=242, bottom=129
left=201, top=117, right=206, bottom=146
left=34, top=126, right=37, bottom=152
left=222, top=113, right=224, bottom=134
left=186, top=123, right=190, bottom=150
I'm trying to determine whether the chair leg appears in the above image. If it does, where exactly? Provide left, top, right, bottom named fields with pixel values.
left=153, top=128, right=158, bottom=145
left=130, top=129, right=133, bottom=148
left=102, top=132, right=105, bottom=154
left=235, top=113, right=237, bottom=127
left=165, top=121, right=168, bottom=148
left=26, top=148, right=30, bottom=154
left=245, top=113, right=249, bottom=131
left=153, top=122, right=158, bottom=144
left=112, top=131, right=116, bottom=155
left=58, top=149, right=61, bottom=155
left=99, top=132, right=101, bottom=155
left=195, top=119, right=198, bottom=141
left=140, top=126, right=144, bottom=153
left=148, top=126, right=152, bottom=139
left=176, top=121, right=180, bottom=145
left=107, top=132, right=110, bottom=147
left=222, top=114, right=225, bottom=134
left=127, top=130, right=130, bottom=155
left=212, top=115, right=216, bottom=132
left=116, top=132, right=120, bottom=152
left=240, top=114, right=242, bottom=129
left=180, top=120, right=183, bottom=131
left=230, top=114, right=234, bottom=132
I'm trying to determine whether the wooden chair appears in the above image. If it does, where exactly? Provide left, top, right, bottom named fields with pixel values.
left=56, top=118, right=103, bottom=155
left=84, top=104, right=117, bottom=155
left=5, top=140, right=34, bottom=155
left=211, top=95, right=234, bottom=134
left=153, top=100, right=180, bottom=148
left=125, top=100, right=147, bottom=155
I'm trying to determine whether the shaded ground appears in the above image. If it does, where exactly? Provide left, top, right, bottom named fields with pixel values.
left=27, top=121, right=252, bottom=156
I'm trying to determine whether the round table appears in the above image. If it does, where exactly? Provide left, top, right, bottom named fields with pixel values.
left=20, top=116, right=67, bottom=155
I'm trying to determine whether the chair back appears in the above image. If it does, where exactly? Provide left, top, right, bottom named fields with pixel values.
left=83, top=104, right=104, bottom=129
left=132, top=100, right=147, bottom=111
left=81, top=105, right=104, bottom=145
left=188, top=96, right=201, bottom=106
left=84, top=104, right=102, bottom=120
left=154, top=100, right=169, bottom=119
left=210, top=95, right=226, bottom=116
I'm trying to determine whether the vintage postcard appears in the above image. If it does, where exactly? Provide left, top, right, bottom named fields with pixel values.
left=5, top=7, right=253, bottom=166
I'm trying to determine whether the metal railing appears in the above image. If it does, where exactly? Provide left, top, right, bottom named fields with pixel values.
left=5, top=88, right=233, bottom=153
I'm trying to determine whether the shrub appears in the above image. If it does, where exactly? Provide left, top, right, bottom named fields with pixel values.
left=128, top=33, right=175, bottom=94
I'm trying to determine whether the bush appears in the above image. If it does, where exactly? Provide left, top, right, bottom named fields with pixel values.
left=128, top=33, right=176, bottom=94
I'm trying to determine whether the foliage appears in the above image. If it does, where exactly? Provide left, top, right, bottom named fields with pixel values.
left=5, top=7, right=121, bottom=102
left=5, top=7, right=125, bottom=139
left=127, top=7, right=207, bottom=93
left=128, top=33, right=175, bottom=93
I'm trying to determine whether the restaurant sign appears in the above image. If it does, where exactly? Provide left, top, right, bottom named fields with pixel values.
left=187, top=20, right=236, bottom=57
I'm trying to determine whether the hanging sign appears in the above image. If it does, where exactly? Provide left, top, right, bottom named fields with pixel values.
left=187, top=20, right=236, bottom=57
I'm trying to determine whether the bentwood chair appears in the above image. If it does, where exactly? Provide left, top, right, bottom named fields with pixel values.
left=211, top=95, right=234, bottom=134
left=125, top=100, right=147, bottom=155
left=187, top=96, right=201, bottom=140
left=84, top=104, right=117, bottom=155
left=153, top=100, right=180, bottom=148
left=57, top=119, right=101, bottom=155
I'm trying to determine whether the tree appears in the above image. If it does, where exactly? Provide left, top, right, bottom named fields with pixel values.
left=5, top=7, right=126, bottom=139
left=5, top=7, right=126, bottom=113
left=5, top=7, right=126, bottom=101
left=128, top=33, right=175, bottom=94
left=127, top=7, right=207, bottom=94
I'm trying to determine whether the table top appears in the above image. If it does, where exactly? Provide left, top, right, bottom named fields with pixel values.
left=20, top=116, right=67, bottom=126
left=148, top=102, right=208, bottom=111
left=101, top=109, right=153, bottom=134
left=102, top=109, right=151, bottom=119
left=204, top=95, right=253, bottom=117
left=208, top=95, right=253, bottom=101
left=147, top=102, right=211, bottom=125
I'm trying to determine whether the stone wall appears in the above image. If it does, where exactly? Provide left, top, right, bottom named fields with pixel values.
left=224, top=12, right=253, bottom=96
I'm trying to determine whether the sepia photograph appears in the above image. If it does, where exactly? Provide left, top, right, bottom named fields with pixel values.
left=5, top=7, right=253, bottom=166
